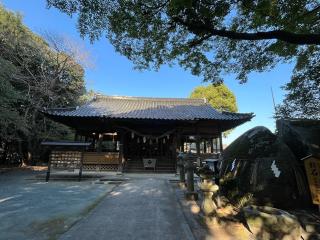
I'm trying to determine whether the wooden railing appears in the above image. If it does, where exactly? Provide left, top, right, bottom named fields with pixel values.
left=83, top=152, right=119, bottom=165
left=82, top=152, right=120, bottom=171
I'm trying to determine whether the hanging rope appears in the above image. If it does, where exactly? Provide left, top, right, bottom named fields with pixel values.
left=118, top=126, right=176, bottom=140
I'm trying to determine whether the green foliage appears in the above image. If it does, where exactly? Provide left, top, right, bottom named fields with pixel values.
left=0, top=58, right=28, bottom=141
left=190, top=84, right=238, bottom=112
left=47, top=0, right=319, bottom=81
left=0, top=5, right=88, bottom=164
left=276, top=48, right=320, bottom=119
left=190, top=84, right=238, bottom=136
left=220, top=179, right=255, bottom=209
left=47, top=0, right=320, bottom=117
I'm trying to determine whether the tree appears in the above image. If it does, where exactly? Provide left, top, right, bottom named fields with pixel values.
left=190, top=84, right=238, bottom=136
left=47, top=0, right=320, bottom=82
left=190, top=84, right=238, bottom=112
left=0, top=5, right=89, bottom=165
left=0, top=58, right=28, bottom=143
left=276, top=53, right=320, bottom=119
left=47, top=1, right=320, bottom=116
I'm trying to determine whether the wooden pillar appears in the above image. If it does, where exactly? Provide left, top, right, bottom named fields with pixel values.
left=74, top=131, right=79, bottom=141
left=172, top=133, right=178, bottom=170
left=196, top=136, right=201, bottom=157
left=97, top=133, right=103, bottom=152
left=180, top=138, right=184, bottom=152
left=160, top=138, right=163, bottom=157
left=176, top=132, right=181, bottom=153
left=92, top=136, right=96, bottom=150
left=45, top=153, right=52, bottom=182
left=118, top=132, right=125, bottom=172
left=123, top=133, right=128, bottom=158
left=78, top=152, right=83, bottom=181
left=211, top=138, right=214, bottom=154
left=219, top=132, right=223, bottom=154
left=196, top=135, right=201, bottom=166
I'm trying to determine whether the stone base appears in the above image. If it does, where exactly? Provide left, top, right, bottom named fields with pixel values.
left=242, top=205, right=301, bottom=239
left=185, top=191, right=198, bottom=201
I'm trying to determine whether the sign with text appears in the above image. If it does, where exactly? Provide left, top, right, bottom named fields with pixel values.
left=304, top=156, right=320, bottom=205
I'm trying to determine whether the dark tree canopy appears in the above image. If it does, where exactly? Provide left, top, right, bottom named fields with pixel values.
left=276, top=52, right=320, bottom=119
left=47, top=0, right=320, bottom=83
left=0, top=5, right=89, bottom=164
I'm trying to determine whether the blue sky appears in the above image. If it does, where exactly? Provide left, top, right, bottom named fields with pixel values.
left=1, top=0, right=293, bottom=144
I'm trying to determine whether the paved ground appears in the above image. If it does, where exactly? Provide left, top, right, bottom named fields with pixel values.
left=60, top=176, right=195, bottom=240
left=0, top=170, right=115, bottom=240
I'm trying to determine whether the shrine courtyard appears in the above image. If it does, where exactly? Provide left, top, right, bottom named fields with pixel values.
left=0, top=169, right=197, bottom=240
left=0, top=168, right=260, bottom=240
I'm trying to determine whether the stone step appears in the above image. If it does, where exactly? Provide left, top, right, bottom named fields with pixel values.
left=126, top=164, right=174, bottom=168
left=124, top=169, right=176, bottom=173
left=126, top=162, right=174, bottom=166
left=125, top=166, right=175, bottom=170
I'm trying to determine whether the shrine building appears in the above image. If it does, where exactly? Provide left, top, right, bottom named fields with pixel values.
left=42, top=95, right=254, bottom=173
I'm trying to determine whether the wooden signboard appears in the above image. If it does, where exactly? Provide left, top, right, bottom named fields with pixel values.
left=143, top=158, right=157, bottom=171
left=304, top=156, right=320, bottom=205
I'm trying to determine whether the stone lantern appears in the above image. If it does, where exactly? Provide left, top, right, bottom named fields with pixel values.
left=197, top=165, right=219, bottom=216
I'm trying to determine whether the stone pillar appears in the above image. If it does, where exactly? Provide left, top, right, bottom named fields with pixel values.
left=184, top=155, right=198, bottom=200
left=177, top=152, right=185, bottom=187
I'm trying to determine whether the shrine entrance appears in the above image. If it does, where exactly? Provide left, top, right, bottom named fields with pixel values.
left=124, top=131, right=176, bottom=172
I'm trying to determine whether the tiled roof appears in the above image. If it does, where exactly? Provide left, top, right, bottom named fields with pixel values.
left=44, top=95, right=254, bottom=121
